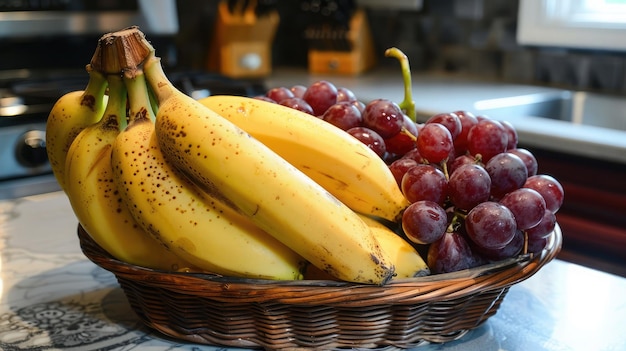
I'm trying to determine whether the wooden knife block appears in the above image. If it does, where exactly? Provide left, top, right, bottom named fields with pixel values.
left=208, top=1, right=279, bottom=78
left=308, top=9, right=376, bottom=75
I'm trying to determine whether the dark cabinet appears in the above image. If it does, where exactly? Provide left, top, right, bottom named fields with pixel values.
left=526, top=146, right=626, bottom=277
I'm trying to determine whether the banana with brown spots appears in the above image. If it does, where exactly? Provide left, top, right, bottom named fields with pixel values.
left=198, top=95, right=409, bottom=223
left=110, top=66, right=307, bottom=280
left=144, top=52, right=395, bottom=285
left=64, top=74, right=193, bottom=271
left=46, top=65, right=108, bottom=192
left=357, top=214, right=430, bottom=279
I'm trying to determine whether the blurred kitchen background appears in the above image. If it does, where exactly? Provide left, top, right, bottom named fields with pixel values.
left=174, top=0, right=626, bottom=94
left=1, top=0, right=624, bottom=277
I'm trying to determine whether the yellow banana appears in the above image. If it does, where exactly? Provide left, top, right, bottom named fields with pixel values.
left=198, top=95, right=409, bottom=222
left=357, top=214, right=430, bottom=279
left=143, top=53, right=395, bottom=285
left=110, top=67, right=306, bottom=280
left=64, top=74, right=192, bottom=271
left=46, top=65, right=108, bottom=191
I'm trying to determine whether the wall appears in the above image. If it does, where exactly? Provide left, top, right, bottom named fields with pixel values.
left=176, top=0, right=626, bottom=94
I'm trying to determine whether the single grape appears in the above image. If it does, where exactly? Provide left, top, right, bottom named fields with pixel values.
left=302, top=80, right=338, bottom=116
left=426, top=112, right=462, bottom=139
left=465, top=201, right=517, bottom=250
left=351, top=100, right=366, bottom=113
left=501, top=120, right=518, bottom=150
left=346, top=126, right=386, bottom=157
left=448, top=164, right=491, bottom=211
left=485, top=152, right=528, bottom=199
left=449, top=154, right=476, bottom=174
left=402, top=200, right=448, bottom=245
left=385, top=114, right=418, bottom=155
left=361, top=99, right=404, bottom=138
left=508, top=148, right=538, bottom=176
left=416, top=123, right=454, bottom=164
left=401, top=164, right=448, bottom=205
left=336, top=87, right=357, bottom=102
left=525, top=209, right=557, bottom=239
left=474, top=229, right=524, bottom=261
left=523, top=174, right=564, bottom=213
left=401, top=148, right=427, bottom=164
left=500, top=188, right=546, bottom=230
left=527, top=236, right=548, bottom=254
left=466, top=118, right=507, bottom=162
left=266, top=87, right=294, bottom=103
left=279, top=97, right=315, bottom=115
left=254, top=95, right=276, bottom=103
left=427, top=231, right=475, bottom=274
left=290, top=84, right=307, bottom=98
left=322, top=102, right=362, bottom=131
left=389, top=157, right=419, bottom=187
left=452, top=110, right=478, bottom=155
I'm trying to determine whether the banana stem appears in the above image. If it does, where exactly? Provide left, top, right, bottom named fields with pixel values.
left=143, top=53, right=176, bottom=106
left=384, top=47, right=416, bottom=122
left=82, top=66, right=109, bottom=113
left=100, top=75, right=128, bottom=131
left=124, top=68, right=156, bottom=125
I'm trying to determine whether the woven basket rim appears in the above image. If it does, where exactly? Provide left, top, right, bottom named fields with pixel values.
left=78, top=223, right=561, bottom=292
left=76, top=223, right=562, bottom=349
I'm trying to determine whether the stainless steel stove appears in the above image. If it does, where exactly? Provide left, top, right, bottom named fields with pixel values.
left=0, top=0, right=266, bottom=200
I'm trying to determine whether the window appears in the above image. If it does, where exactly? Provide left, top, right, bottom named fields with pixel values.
left=517, top=0, right=626, bottom=51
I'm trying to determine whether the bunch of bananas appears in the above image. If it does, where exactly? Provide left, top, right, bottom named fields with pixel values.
left=46, top=27, right=430, bottom=285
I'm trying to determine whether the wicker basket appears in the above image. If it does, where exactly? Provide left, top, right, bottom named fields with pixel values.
left=78, top=223, right=562, bottom=350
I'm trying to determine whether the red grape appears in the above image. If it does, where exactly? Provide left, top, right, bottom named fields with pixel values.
left=427, top=231, right=475, bottom=274
left=416, top=123, right=454, bottom=164
left=501, top=120, right=518, bottom=149
left=485, top=152, right=528, bottom=199
left=467, top=118, right=507, bottom=162
left=449, top=154, right=476, bottom=174
left=426, top=112, right=462, bottom=139
left=525, top=209, right=557, bottom=239
left=402, top=200, right=448, bottom=245
left=474, top=229, right=524, bottom=261
left=266, top=86, right=294, bottom=103
left=527, top=235, right=548, bottom=254
left=346, top=127, right=386, bottom=157
left=351, top=100, right=366, bottom=113
left=279, top=97, right=314, bottom=115
left=448, top=164, right=491, bottom=211
left=362, top=99, right=404, bottom=138
left=322, top=102, right=362, bottom=131
left=452, top=110, right=478, bottom=155
left=401, top=148, right=427, bottom=164
left=401, top=164, right=448, bottom=205
left=289, top=84, right=307, bottom=98
left=523, top=174, right=564, bottom=213
left=254, top=95, right=276, bottom=103
left=385, top=114, right=418, bottom=155
left=465, top=201, right=516, bottom=250
left=508, top=148, right=538, bottom=176
left=336, top=87, right=357, bottom=102
left=500, top=188, right=546, bottom=230
left=303, top=80, right=338, bottom=116
left=389, top=157, right=419, bottom=187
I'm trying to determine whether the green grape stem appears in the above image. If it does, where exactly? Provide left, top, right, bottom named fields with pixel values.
left=385, top=47, right=416, bottom=123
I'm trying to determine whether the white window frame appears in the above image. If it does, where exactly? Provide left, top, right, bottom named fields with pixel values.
left=517, top=0, right=626, bottom=51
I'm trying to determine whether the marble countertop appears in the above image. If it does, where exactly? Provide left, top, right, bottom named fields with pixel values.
left=1, top=191, right=625, bottom=350
left=266, top=68, right=626, bottom=164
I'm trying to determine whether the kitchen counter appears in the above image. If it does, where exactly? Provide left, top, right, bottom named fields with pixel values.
left=267, top=68, right=626, bottom=164
left=1, top=191, right=625, bottom=350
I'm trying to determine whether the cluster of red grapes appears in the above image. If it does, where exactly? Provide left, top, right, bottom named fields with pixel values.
left=258, top=80, right=564, bottom=275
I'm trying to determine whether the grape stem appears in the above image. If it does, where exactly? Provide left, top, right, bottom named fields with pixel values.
left=385, top=47, right=416, bottom=123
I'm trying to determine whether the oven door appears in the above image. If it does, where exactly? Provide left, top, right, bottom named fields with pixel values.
left=0, top=0, right=180, bottom=200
